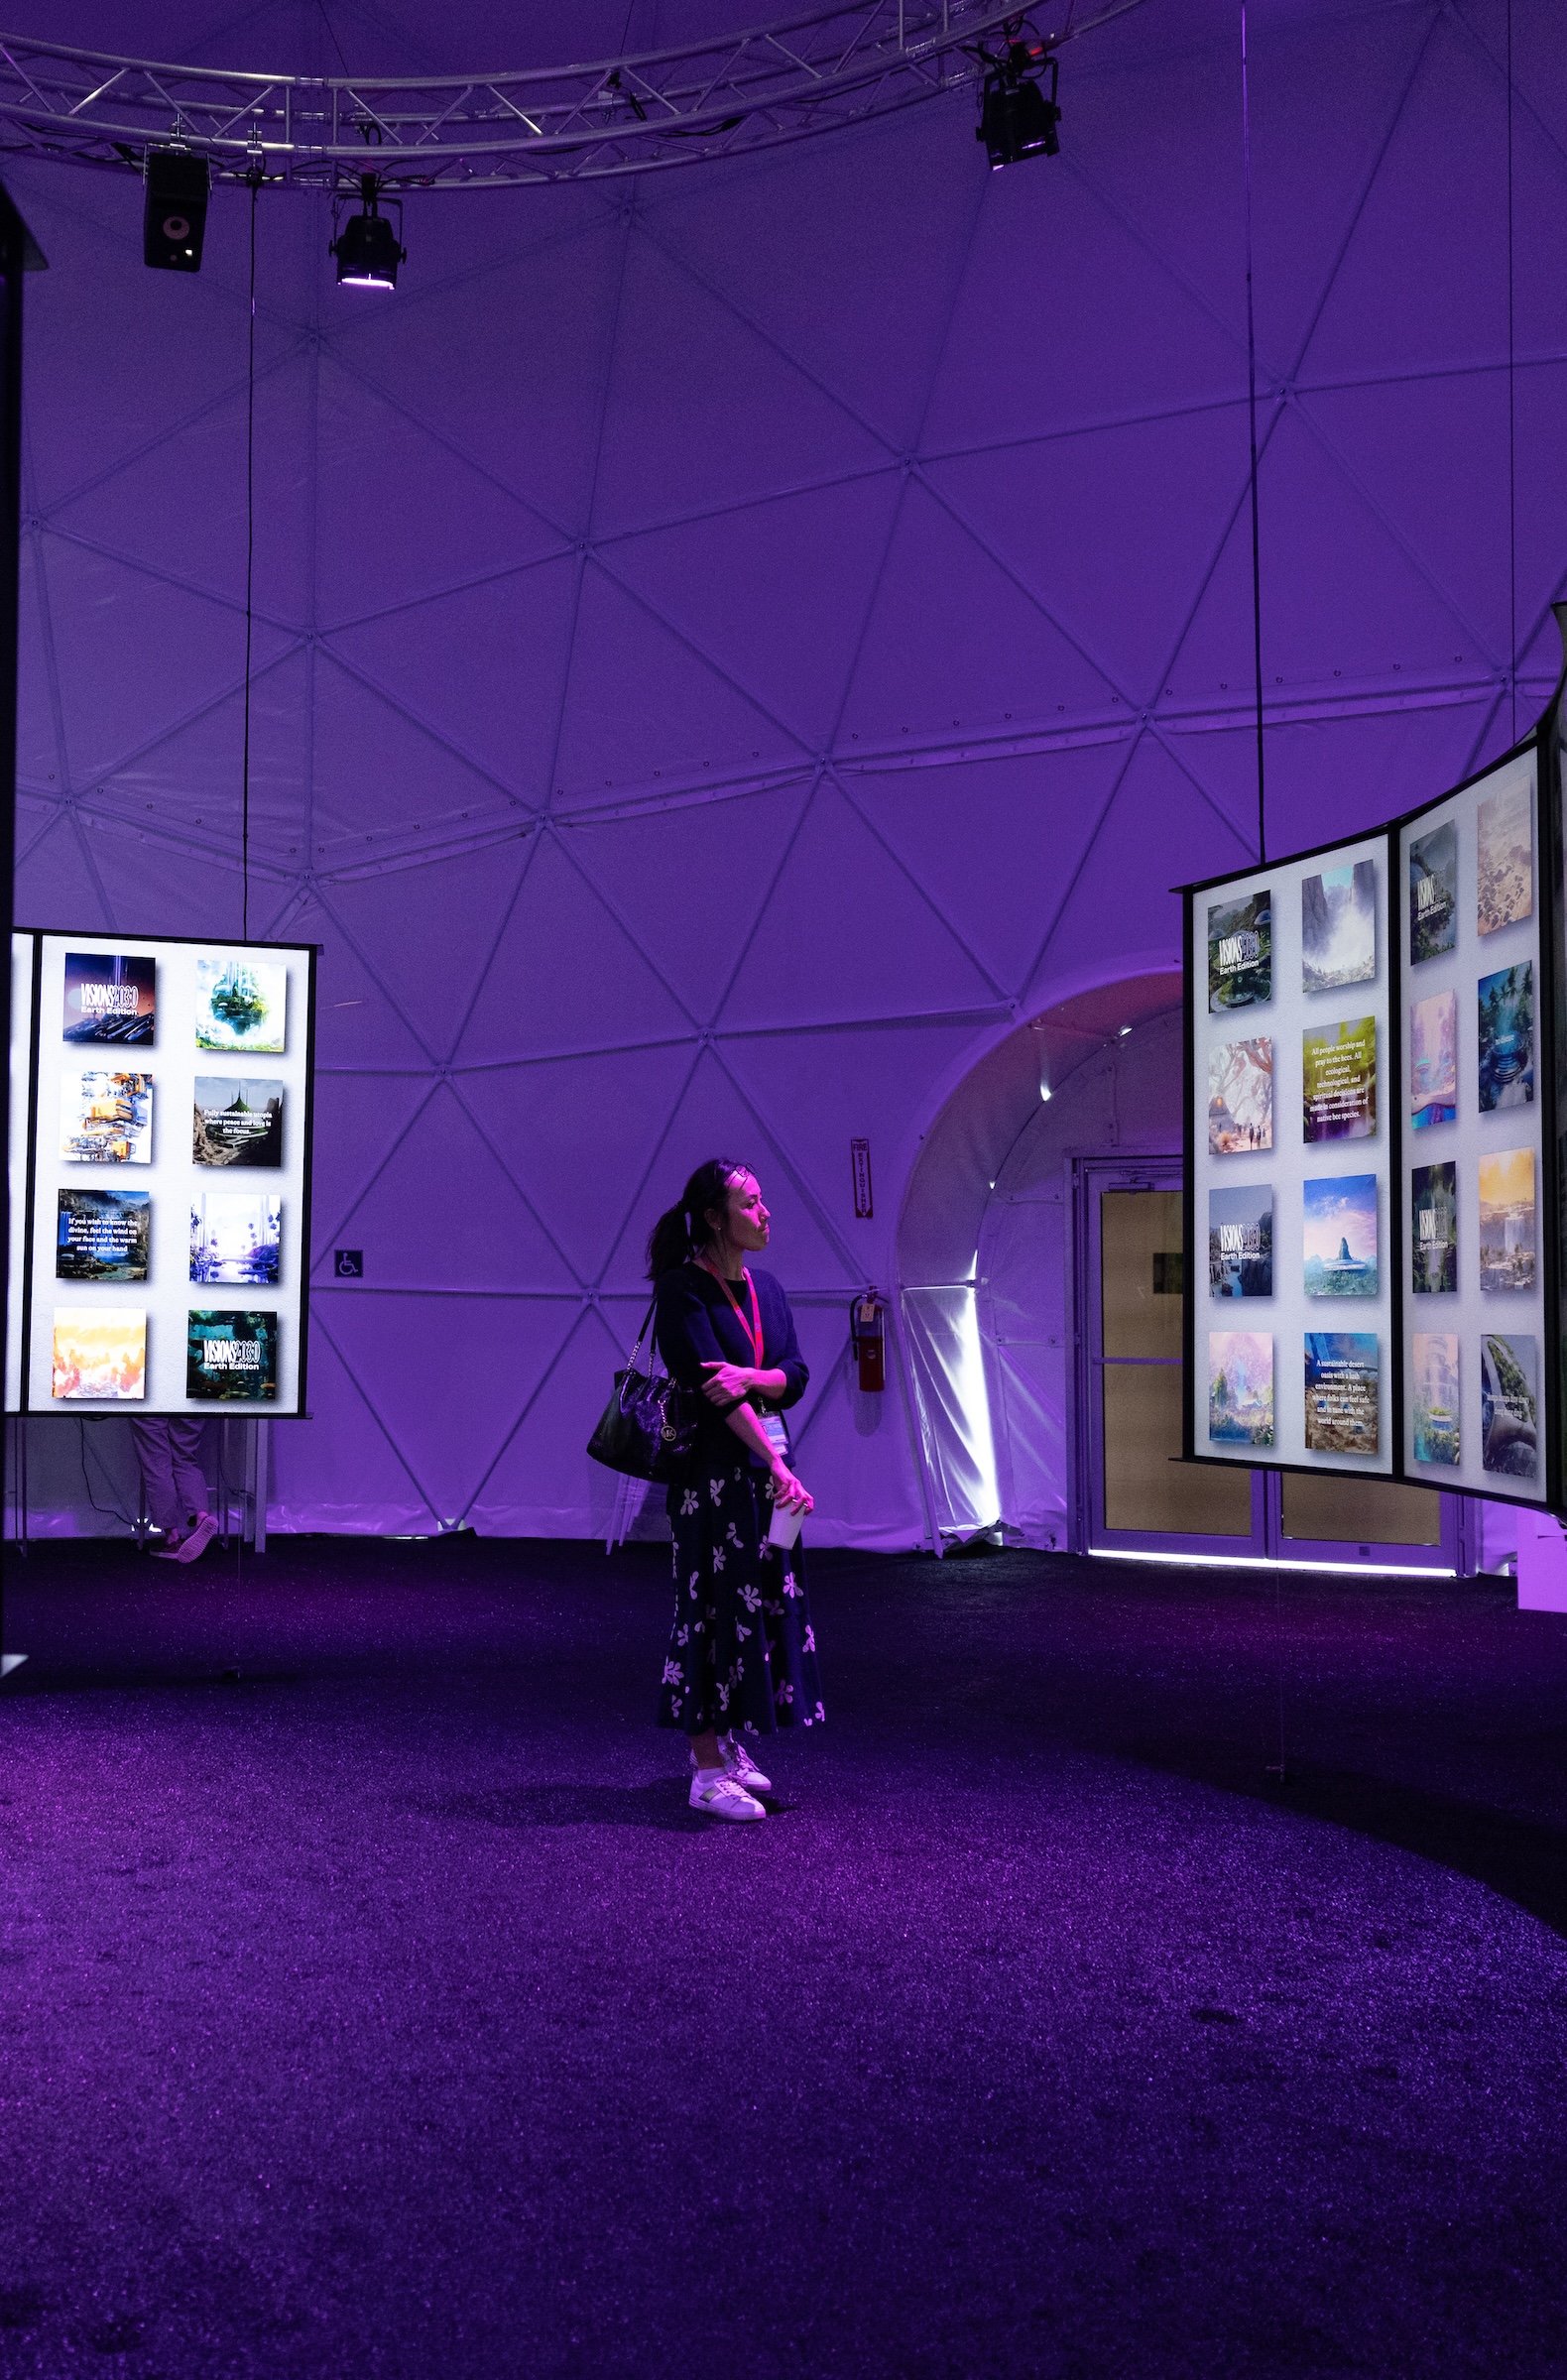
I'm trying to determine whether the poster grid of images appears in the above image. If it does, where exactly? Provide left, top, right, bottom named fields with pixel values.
left=1397, top=759, right=1542, bottom=1491
left=1199, top=847, right=1391, bottom=1474
left=39, top=942, right=296, bottom=1410
left=1195, top=753, right=1549, bottom=1501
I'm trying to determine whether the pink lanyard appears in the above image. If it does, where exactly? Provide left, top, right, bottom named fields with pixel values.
left=701, top=1259, right=763, bottom=1367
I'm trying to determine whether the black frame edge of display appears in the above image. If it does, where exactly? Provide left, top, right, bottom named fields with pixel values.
left=1174, top=818, right=1395, bottom=903
left=15, top=929, right=39, bottom=1413
left=1553, top=604, right=1567, bottom=1510
left=1538, top=710, right=1563, bottom=1511
left=19, top=926, right=317, bottom=1423
left=1181, top=891, right=1196, bottom=1465
left=1540, top=612, right=1567, bottom=1513
left=1385, top=819, right=1406, bottom=1487
left=296, top=944, right=318, bottom=1421
left=1390, top=716, right=1561, bottom=1516
left=1183, top=825, right=1403, bottom=1491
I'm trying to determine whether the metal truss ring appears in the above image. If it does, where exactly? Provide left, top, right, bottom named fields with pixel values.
left=0, top=0, right=1145, bottom=191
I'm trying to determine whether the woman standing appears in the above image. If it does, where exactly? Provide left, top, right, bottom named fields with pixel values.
left=649, top=1158, right=824, bottom=1822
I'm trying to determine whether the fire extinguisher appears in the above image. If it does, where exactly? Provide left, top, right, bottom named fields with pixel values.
left=851, top=1288, right=886, bottom=1392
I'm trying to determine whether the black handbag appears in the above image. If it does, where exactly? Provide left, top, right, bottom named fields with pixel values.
left=586, top=1298, right=700, bottom=1483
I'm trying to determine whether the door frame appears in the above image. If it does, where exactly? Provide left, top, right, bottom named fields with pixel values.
left=1069, top=1156, right=1466, bottom=1573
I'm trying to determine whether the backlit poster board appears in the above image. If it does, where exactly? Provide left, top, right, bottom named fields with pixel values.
left=1182, top=637, right=1567, bottom=1507
left=1397, top=750, right=1549, bottom=1504
left=7, top=930, right=315, bottom=1417
left=1185, top=833, right=1395, bottom=1478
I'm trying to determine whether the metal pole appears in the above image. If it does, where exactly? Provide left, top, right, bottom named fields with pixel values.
left=245, top=1418, right=269, bottom=1552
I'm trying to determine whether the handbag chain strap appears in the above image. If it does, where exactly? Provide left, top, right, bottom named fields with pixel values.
left=625, top=1296, right=662, bottom=1375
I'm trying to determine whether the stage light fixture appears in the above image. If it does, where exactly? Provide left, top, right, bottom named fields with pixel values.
left=976, top=39, right=1059, bottom=170
left=330, top=176, right=405, bottom=290
left=143, top=147, right=209, bottom=272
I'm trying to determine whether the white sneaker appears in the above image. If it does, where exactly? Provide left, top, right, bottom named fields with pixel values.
left=688, top=1768, right=765, bottom=1822
left=175, top=1512, right=219, bottom=1565
left=720, top=1733, right=772, bottom=1795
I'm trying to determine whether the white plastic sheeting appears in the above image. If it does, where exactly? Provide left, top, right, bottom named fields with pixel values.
left=898, top=973, right=1181, bottom=1540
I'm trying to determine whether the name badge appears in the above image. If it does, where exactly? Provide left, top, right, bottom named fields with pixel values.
left=759, top=1411, right=789, bottom=1457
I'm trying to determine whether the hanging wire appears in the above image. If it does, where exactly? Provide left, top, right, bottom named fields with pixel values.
left=240, top=160, right=259, bottom=939
left=1240, top=0, right=1266, bottom=865
left=314, top=0, right=351, bottom=76
left=1241, top=0, right=1283, bottom=1780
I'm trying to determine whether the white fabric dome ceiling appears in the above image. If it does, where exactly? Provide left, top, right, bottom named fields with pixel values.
left=4, top=0, right=1563, bottom=1542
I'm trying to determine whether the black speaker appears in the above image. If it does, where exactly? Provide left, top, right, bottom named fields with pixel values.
left=143, top=150, right=209, bottom=274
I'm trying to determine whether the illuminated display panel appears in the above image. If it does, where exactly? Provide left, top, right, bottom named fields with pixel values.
left=1183, top=685, right=1567, bottom=1507
left=1397, top=752, right=1548, bottom=1504
left=7, top=930, right=315, bottom=1418
left=1185, top=833, right=1394, bottom=1479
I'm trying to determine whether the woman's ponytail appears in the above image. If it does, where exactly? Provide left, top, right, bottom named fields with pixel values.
left=645, top=1156, right=751, bottom=1280
left=646, top=1201, right=694, bottom=1280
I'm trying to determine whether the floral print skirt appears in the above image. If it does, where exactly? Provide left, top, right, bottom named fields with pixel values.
left=658, top=1458, right=824, bottom=1736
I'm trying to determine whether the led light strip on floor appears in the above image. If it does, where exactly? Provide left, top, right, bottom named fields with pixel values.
left=1088, top=1545, right=1456, bottom=1580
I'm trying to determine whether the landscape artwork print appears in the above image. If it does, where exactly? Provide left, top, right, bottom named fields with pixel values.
left=51, top=1309, right=146, bottom=1401
left=1478, top=964, right=1533, bottom=1112
left=1407, top=824, right=1458, bottom=965
left=1481, top=1333, right=1536, bottom=1478
left=194, top=959, right=287, bottom=1055
left=1410, top=1161, right=1457, bottom=1294
left=1478, top=1148, right=1535, bottom=1292
left=1208, top=1038, right=1272, bottom=1154
left=1209, top=1183, right=1272, bottom=1299
left=1300, top=861, right=1376, bottom=995
left=61, top=951, right=155, bottom=1045
left=1303, top=1333, right=1380, bottom=1456
left=60, top=1071, right=153, bottom=1165
left=1476, top=777, right=1532, bottom=936
left=1208, top=1332, right=1273, bottom=1446
left=1302, top=1174, right=1378, bottom=1297
left=56, top=1188, right=150, bottom=1284
left=1301, top=1016, right=1376, bottom=1143
left=1207, top=892, right=1271, bottom=1012
left=193, top=1078, right=285, bottom=1168
left=1411, top=1334, right=1460, bottom=1467
left=1408, top=991, right=1457, bottom=1130
left=189, top=1194, right=282, bottom=1286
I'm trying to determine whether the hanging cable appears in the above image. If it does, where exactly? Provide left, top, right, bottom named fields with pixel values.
left=241, top=156, right=259, bottom=939
left=1240, top=0, right=1266, bottom=864
left=77, top=1422, right=137, bottom=1529
left=1242, top=0, right=1282, bottom=1781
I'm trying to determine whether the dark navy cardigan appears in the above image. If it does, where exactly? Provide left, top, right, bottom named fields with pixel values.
left=653, top=1263, right=808, bottom=1468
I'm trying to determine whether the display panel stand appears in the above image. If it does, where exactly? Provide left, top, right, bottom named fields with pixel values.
left=242, top=1417, right=269, bottom=1553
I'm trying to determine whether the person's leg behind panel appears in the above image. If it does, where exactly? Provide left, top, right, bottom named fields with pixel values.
left=166, top=1420, right=217, bottom=1563
left=129, top=1417, right=217, bottom=1563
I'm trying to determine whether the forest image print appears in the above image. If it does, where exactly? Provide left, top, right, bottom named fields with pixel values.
left=1478, top=965, right=1533, bottom=1112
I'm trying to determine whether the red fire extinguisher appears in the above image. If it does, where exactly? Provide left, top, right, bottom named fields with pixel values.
left=851, top=1289, right=886, bottom=1392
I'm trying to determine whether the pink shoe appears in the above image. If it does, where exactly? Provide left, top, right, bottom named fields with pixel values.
left=174, top=1513, right=219, bottom=1564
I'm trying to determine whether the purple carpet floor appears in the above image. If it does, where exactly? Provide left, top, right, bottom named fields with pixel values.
left=3, top=1537, right=1566, bottom=2379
